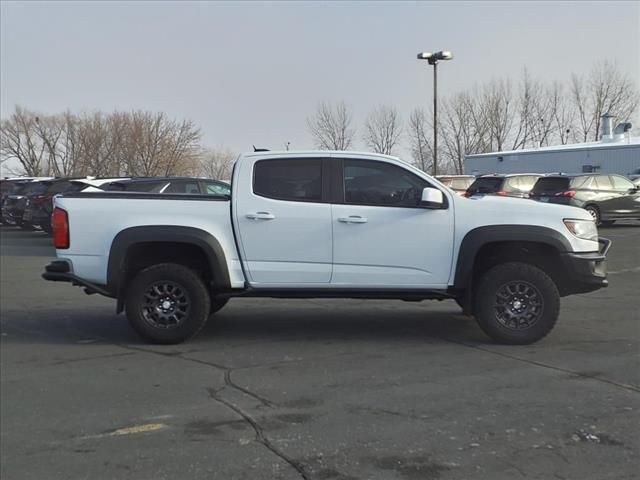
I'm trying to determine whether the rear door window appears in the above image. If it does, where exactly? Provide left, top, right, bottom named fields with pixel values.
left=253, top=159, right=323, bottom=202
left=593, top=176, right=613, bottom=190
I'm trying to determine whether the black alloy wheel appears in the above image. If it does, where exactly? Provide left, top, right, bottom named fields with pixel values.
left=126, top=263, right=210, bottom=344
left=474, top=262, right=560, bottom=345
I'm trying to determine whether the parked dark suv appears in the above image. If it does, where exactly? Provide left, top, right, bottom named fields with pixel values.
left=464, top=174, right=542, bottom=198
left=530, top=174, right=640, bottom=225
left=22, top=179, right=90, bottom=232
left=1, top=181, right=50, bottom=226
left=102, top=177, right=230, bottom=195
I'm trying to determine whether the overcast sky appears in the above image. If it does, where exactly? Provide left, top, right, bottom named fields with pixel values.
left=1, top=0, right=639, bottom=158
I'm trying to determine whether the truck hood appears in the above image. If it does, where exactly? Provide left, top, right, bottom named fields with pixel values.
left=462, top=194, right=592, bottom=220
left=453, top=194, right=597, bottom=252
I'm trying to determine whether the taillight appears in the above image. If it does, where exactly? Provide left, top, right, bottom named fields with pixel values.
left=52, top=207, right=69, bottom=249
left=555, top=190, right=576, bottom=198
left=496, top=191, right=507, bottom=196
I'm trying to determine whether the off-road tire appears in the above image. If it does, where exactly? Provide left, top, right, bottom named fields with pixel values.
left=474, top=262, right=560, bottom=345
left=125, top=263, right=211, bottom=344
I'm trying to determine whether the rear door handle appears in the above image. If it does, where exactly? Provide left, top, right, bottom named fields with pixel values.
left=246, top=212, right=275, bottom=220
left=338, top=215, right=368, bottom=224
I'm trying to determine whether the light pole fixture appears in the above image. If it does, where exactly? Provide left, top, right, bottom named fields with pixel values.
left=417, top=50, right=453, bottom=176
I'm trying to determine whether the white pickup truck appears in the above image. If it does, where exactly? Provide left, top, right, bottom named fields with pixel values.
left=43, top=151, right=610, bottom=344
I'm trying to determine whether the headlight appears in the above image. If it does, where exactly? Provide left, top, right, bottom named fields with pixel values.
left=564, top=219, right=598, bottom=242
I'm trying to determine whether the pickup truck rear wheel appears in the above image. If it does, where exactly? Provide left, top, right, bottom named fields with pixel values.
left=474, top=262, right=560, bottom=345
left=125, top=263, right=211, bottom=344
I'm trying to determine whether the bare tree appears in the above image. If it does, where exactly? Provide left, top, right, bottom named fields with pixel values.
left=571, top=60, right=639, bottom=142
left=482, top=79, right=516, bottom=152
left=197, top=147, right=237, bottom=180
left=123, top=111, right=201, bottom=176
left=570, top=74, right=593, bottom=143
left=508, top=68, right=557, bottom=149
left=440, top=93, right=486, bottom=174
left=0, top=106, right=48, bottom=176
left=407, top=108, right=432, bottom=172
left=33, top=111, right=85, bottom=177
left=307, top=101, right=355, bottom=150
left=549, top=81, right=575, bottom=145
left=363, top=105, right=402, bottom=155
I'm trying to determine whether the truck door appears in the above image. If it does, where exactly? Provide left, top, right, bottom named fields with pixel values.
left=330, top=157, right=455, bottom=288
left=234, top=156, right=333, bottom=285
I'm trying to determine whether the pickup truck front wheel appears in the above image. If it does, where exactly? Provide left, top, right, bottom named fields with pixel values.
left=474, top=262, right=560, bottom=345
left=125, top=263, right=211, bottom=344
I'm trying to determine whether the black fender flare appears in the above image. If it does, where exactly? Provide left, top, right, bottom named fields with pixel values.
left=453, top=225, right=572, bottom=290
left=107, top=225, right=231, bottom=294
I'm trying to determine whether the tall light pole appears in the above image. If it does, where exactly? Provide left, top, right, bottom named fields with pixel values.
left=417, top=51, right=453, bottom=176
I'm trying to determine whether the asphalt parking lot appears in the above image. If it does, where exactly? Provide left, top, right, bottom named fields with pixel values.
left=1, top=224, right=639, bottom=480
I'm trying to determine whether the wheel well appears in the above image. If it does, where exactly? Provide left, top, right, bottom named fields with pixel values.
left=470, top=241, right=571, bottom=297
left=124, top=242, right=213, bottom=287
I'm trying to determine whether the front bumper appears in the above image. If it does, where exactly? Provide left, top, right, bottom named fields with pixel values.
left=560, top=238, right=611, bottom=294
left=42, top=260, right=113, bottom=297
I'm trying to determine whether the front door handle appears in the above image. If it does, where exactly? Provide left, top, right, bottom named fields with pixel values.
left=246, top=212, right=275, bottom=220
left=338, top=215, right=368, bottom=224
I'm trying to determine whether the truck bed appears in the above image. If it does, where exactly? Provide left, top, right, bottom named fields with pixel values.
left=54, top=192, right=244, bottom=288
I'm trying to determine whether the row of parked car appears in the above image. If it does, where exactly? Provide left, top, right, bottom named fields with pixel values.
left=2, top=170, right=638, bottom=234
left=436, top=172, right=640, bottom=225
left=0, top=176, right=230, bottom=233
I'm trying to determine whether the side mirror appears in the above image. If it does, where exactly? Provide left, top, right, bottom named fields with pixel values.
left=420, top=187, right=445, bottom=209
